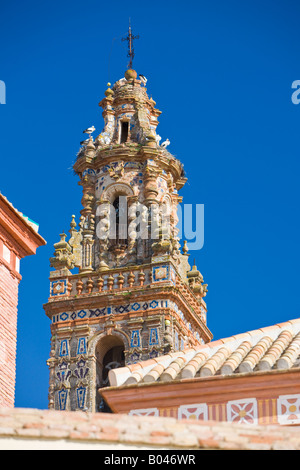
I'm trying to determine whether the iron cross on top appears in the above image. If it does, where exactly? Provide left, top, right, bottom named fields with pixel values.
left=122, top=23, right=139, bottom=69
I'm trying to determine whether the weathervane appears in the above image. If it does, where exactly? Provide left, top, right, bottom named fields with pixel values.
left=122, top=20, right=139, bottom=69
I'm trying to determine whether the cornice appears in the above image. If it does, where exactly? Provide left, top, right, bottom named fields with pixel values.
left=0, top=194, right=46, bottom=257
left=100, top=367, right=300, bottom=414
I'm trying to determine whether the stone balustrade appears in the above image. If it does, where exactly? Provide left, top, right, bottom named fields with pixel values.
left=49, top=266, right=166, bottom=299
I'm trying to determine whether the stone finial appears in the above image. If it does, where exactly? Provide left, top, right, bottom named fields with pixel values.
left=187, top=260, right=207, bottom=298
left=70, top=215, right=76, bottom=231
left=104, top=82, right=114, bottom=97
left=50, top=232, right=74, bottom=271
left=84, top=137, right=96, bottom=159
left=145, top=132, right=157, bottom=148
left=182, top=240, right=189, bottom=255
left=125, top=69, right=137, bottom=81
left=98, top=260, right=109, bottom=273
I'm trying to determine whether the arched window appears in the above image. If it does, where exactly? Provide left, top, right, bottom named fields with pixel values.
left=112, top=195, right=128, bottom=244
left=120, top=121, right=129, bottom=143
left=95, top=335, right=125, bottom=412
left=102, top=346, right=125, bottom=386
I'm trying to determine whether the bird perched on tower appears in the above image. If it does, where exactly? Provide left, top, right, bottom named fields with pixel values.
left=83, top=125, right=95, bottom=136
left=155, top=134, right=162, bottom=145
left=139, top=74, right=147, bottom=86
left=161, top=138, right=170, bottom=149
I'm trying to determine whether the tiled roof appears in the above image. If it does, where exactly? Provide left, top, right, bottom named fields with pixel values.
left=108, top=318, right=300, bottom=387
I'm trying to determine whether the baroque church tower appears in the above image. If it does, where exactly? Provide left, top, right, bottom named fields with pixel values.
left=44, top=47, right=212, bottom=411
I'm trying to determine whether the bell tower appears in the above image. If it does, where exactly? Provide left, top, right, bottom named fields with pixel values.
left=44, top=61, right=212, bottom=412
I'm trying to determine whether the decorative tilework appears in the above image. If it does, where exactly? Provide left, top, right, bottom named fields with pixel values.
left=77, top=337, right=87, bottom=355
left=178, top=403, right=208, bottom=420
left=58, top=389, right=68, bottom=410
left=77, top=310, right=87, bottom=319
left=74, top=359, right=89, bottom=380
left=149, top=328, right=159, bottom=346
left=112, top=299, right=167, bottom=315
left=51, top=298, right=174, bottom=323
left=277, top=394, right=300, bottom=425
left=50, top=279, right=67, bottom=296
left=115, top=304, right=130, bottom=314
left=226, top=398, right=258, bottom=425
left=170, top=300, right=202, bottom=342
left=56, top=361, right=71, bottom=384
left=128, top=408, right=159, bottom=417
left=130, top=330, right=141, bottom=348
left=131, top=302, right=140, bottom=311
left=152, top=265, right=169, bottom=282
left=76, top=387, right=87, bottom=410
left=129, top=352, right=140, bottom=363
left=89, top=307, right=108, bottom=317
left=149, top=349, right=159, bottom=359
left=172, top=396, right=300, bottom=424
left=59, top=312, right=69, bottom=321
left=82, top=168, right=96, bottom=177
left=59, top=339, right=69, bottom=357
left=175, top=331, right=179, bottom=351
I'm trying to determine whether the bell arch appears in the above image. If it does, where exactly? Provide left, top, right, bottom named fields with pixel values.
left=102, top=182, right=134, bottom=203
left=93, top=331, right=127, bottom=412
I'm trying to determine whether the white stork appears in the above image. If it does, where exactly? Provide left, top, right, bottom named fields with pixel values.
left=139, top=74, right=147, bottom=86
left=83, top=125, right=95, bottom=135
left=161, top=138, right=170, bottom=149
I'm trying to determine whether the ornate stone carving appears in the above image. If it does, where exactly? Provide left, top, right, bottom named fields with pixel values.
left=45, top=67, right=212, bottom=413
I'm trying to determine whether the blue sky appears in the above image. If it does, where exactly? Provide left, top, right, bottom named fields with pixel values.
left=0, top=0, right=300, bottom=409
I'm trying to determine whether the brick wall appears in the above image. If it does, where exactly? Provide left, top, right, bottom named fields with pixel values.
left=0, top=262, right=19, bottom=407
left=0, top=407, right=299, bottom=450
left=0, top=194, right=46, bottom=408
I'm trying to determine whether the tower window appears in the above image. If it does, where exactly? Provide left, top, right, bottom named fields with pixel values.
left=113, top=196, right=128, bottom=243
left=120, top=122, right=129, bottom=143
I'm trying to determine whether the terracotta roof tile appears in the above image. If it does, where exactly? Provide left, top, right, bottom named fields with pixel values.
left=143, top=363, right=165, bottom=383
left=181, top=351, right=208, bottom=379
left=161, top=356, right=187, bottom=382
left=258, top=330, right=293, bottom=371
left=277, top=331, right=300, bottom=369
left=220, top=341, right=252, bottom=375
left=200, top=347, right=232, bottom=377
left=239, top=336, right=273, bottom=373
left=109, top=317, right=300, bottom=388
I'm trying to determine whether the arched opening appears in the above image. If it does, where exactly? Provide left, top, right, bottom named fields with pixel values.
left=120, top=121, right=129, bottom=143
left=95, top=335, right=125, bottom=412
left=102, top=346, right=125, bottom=386
left=112, top=195, right=128, bottom=245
